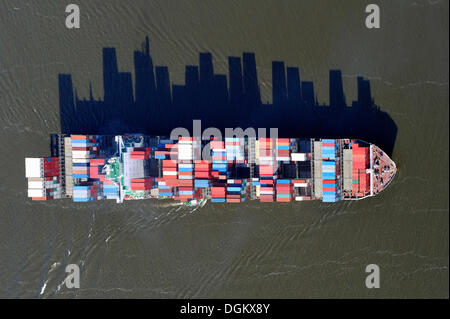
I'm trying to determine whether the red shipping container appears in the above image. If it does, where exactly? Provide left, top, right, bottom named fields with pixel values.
left=163, top=160, right=177, bottom=167
left=131, top=178, right=152, bottom=183
left=260, top=196, right=274, bottom=202
left=210, top=141, right=225, bottom=149
left=130, top=184, right=147, bottom=191
left=195, top=171, right=210, bottom=178
left=194, top=160, right=209, bottom=164
left=71, top=134, right=88, bottom=139
left=90, top=158, right=105, bottom=164
left=178, top=180, right=194, bottom=187
left=195, top=164, right=210, bottom=171
left=277, top=150, right=290, bottom=156
left=163, top=175, right=177, bottom=180
left=165, top=180, right=179, bottom=187
left=131, top=155, right=145, bottom=160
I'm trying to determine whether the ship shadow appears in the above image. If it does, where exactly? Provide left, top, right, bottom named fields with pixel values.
left=59, top=37, right=397, bottom=156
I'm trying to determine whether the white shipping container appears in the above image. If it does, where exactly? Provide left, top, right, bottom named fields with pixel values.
left=163, top=171, right=177, bottom=176
left=25, top=158, right=43, bottom=178
left=276, top=157, right=290, bottom=161
left=291, top=153, right=307, bottom=161
left=211, top=148, right=226, bottom=152
left=294, top=183, right=308, bottom=188
left=72, top=158, right=90, bottom=163
left=73, top=193, right=90, bottom=198
left=28, top=180, right=44, bottom=189
left=72, top=150, right=90, bottom=156
left=28, top=188, right=45, bottom=197
left=178, top=175, right=194, bottom=180
left=322, top=165, right=336, bottom=173
left=178, top=164, right=194, bottom=168
left=295, top=196, right=305, bottom=201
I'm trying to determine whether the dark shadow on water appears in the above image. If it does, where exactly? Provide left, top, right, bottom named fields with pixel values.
left=59, top=36, right=397, bottom=156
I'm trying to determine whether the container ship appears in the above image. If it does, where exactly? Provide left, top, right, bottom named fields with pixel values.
left=25, top=134, right=396, bottom=204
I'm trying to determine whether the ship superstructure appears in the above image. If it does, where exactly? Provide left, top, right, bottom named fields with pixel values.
left=25, top=134, right=396, bottom=204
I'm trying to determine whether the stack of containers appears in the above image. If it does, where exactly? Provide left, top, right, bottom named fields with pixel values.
left=162, top=158, right=178, bottom=182
left=321, top=139, right=338, bottom=202
left=178, top=137, right=193, bottom=161
left=226, top=179, right=243, bottom=203
left=154, top=145, right=170, bottom=159
left=258, top=138, right=276, bottom=202
left=130, top=178, right=153, bottom=191
left=157, top=139, right=177, bottom=161
left=259, top=138, right=274, bottom=163
left=293, top=179, right=311, bottom=201
left=259, top=178, right=275, bottom=202
left=26, top=157, right=61, bottom=200
left=157, top=180, right=173, bottom=198
left=89, top=158, right=106, bottom=181
left=192, top=137, right=202, bottom=162
left=276, top=179, right=293, bottom=202
left=211, top=139, right=227, bottom=180
left=194, top=160, right=211, bottom=188
left=178, top=162, right=194, bottom=181
left=72, top=183, right=101, bottom=202
left=211, top=184, right=226, bottom=202
left=71, top=135, right=91, bottom=179
left=352, top=142, right=370, bottom=196
left=225, top=137, right=245, bottom=163
left=178, top=161, right=194, bottom=201
left=178, top=185, right=195, bottom=201
left=322, top=161, right=337, bottom=202
left=130, top=147, right=152, bottom=159
left=321, top=139, right=336, bottom=160
left=276, top=138, right=291, bottom=162
left=358, top=171, right=370, bottom=196
left=103, top=180, right=118, bottom=200
left=163, top=160, right=179, bottom=187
